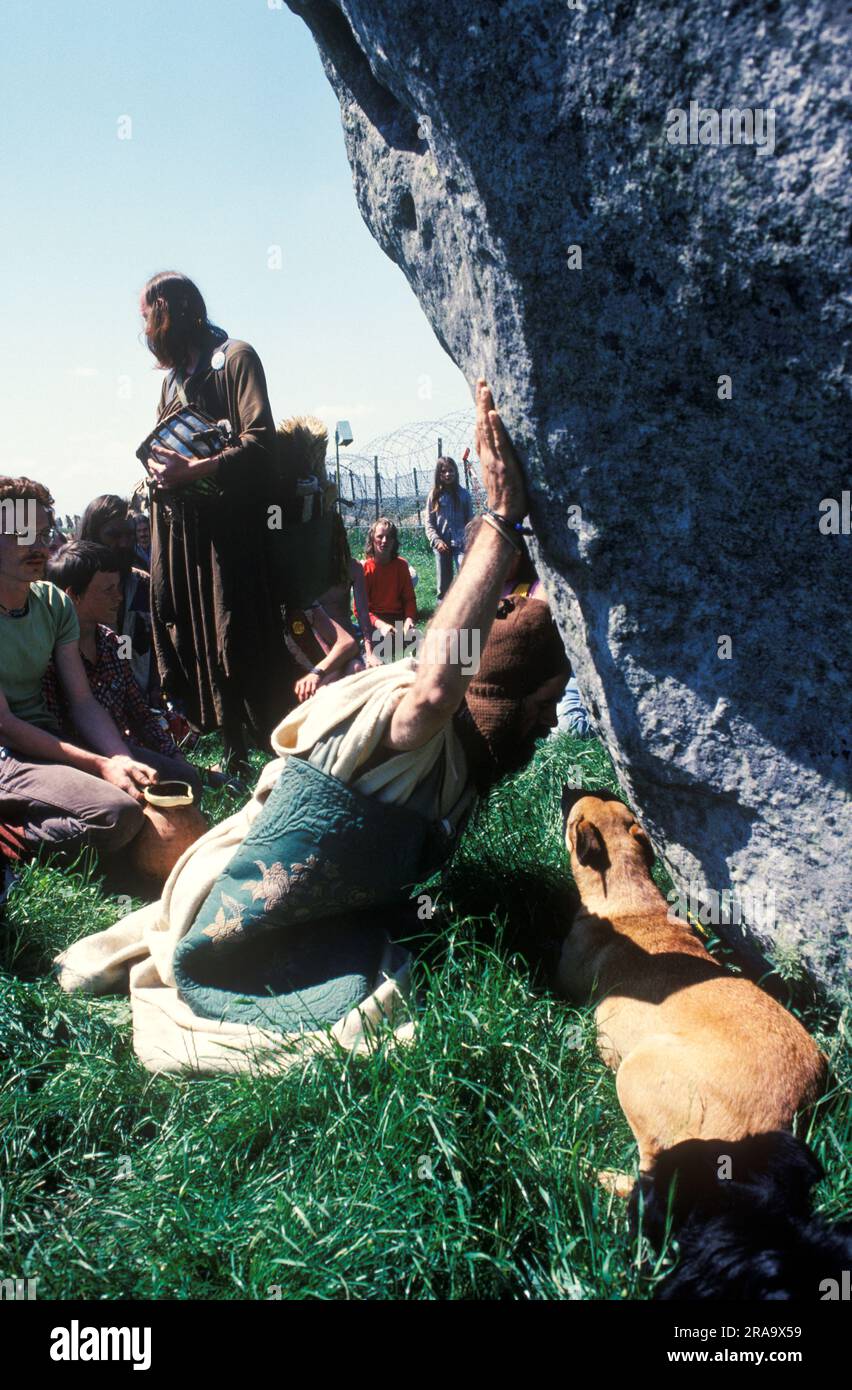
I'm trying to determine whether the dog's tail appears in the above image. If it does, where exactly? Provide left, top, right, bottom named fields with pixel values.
left=630, top=1131, right=852, bottom=1300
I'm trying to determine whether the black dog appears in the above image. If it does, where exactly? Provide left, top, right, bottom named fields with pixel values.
left=630, top=1131, right=852, bottom=1299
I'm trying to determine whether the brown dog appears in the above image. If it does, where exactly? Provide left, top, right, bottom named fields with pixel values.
left=557, top=791, right=827, bottom=1176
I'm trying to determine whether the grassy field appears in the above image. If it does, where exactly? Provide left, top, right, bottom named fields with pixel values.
left=0, top=527, right=849, bottom=1300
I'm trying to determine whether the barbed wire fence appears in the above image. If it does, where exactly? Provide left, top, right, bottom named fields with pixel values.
left=58, top=412, right=482, bottom=539
left=330, top=409, right=484, bottom=529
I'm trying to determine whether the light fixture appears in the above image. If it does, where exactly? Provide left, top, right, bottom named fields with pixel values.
left=335, top=420, right=353, bottom=516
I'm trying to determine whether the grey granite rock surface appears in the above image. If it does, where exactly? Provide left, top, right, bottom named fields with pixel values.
left=286, top=0, right=851, bottom=1000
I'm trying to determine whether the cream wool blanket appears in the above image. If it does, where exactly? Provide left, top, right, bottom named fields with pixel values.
left=55, top=660, right=470, bottom=1075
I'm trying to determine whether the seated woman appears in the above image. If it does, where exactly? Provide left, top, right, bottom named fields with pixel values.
left=283, top=599, right=363, bottom=703
left=313, top=513, right=381, bottom=668
left=80, top=494, right=157, bottom=700
left=44, top=542, right=201, bottom=798
left=362, top=517, right=417, bottom=648
left=56, top=382, right=571, bottom=1075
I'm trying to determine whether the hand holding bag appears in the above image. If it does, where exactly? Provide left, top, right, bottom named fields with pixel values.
left=136, top=344, right=235, bottom=499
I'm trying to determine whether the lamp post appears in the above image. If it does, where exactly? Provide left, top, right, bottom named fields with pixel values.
left=335, top=420, right=353, bottom=517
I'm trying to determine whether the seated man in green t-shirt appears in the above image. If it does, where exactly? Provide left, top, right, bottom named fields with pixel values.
left=0, top=476, right=159, bottom=864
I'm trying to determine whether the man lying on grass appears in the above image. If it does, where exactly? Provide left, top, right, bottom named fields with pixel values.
left=57, top=381, right=571, bottom=1074
left=0, top=477, right=158, bottom=877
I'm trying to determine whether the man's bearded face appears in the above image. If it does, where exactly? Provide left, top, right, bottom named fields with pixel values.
left=98, top=516, right=135, bottom=575
left=489, top=672, right=569, bottom=777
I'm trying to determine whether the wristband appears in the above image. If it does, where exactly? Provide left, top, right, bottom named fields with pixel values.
left=482, top=511, right=522, bottom=551
left=483, top=505, right=532, bottom=535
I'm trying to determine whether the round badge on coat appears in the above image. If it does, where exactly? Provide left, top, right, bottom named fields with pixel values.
left=211, top=350, right=226, bottom=369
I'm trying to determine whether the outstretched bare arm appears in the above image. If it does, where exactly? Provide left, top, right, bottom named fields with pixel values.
left=383, top=380, right=528, bottom=752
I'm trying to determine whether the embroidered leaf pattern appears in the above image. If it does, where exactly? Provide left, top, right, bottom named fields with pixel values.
left=249, top=856, right=320, bottom=911
left=202, top=893, right=246, bottom=943
left=249, top=860, right=290, bottom=908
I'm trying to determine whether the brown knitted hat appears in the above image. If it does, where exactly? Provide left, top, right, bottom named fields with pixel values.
left=454, top=595, right=570, bottom=790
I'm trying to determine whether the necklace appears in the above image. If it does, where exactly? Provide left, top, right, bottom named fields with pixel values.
left=0, top=598, right=29, bottom=618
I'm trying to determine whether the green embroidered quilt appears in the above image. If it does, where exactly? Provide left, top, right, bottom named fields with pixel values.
left=172, top=756, right=452, bottom=1031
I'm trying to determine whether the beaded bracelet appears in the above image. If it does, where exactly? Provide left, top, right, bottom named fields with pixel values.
left=482, top=505, right=533, bottom=535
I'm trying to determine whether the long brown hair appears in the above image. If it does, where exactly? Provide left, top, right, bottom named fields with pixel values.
left=80, top=494, right=128, bottom=544
left=365, top=516, right=399, bottom=561
left=141, top=271, right=225, bottom=371
left=428, top=456, right=460, bottom=512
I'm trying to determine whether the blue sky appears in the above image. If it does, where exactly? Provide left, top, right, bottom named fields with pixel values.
left=0, top=0, right=471, bottom=514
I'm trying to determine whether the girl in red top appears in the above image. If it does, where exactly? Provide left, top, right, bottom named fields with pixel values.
left=361, top=518, right=417, bottom=643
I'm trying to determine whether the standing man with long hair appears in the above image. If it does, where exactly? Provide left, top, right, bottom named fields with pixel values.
left=139, top=271, right=295, bottom=779
left=425, top=456, right=473, bottom=603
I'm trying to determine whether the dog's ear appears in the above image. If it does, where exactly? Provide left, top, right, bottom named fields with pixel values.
left=629, top=822, right=655, bottom=866
left=575, top=817, right=606, bottom=867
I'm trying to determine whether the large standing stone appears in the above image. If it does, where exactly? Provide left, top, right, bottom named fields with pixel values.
left=286, top=0, right=851, bottom=1000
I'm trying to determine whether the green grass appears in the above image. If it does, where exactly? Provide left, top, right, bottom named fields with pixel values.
left=0, top=526, right=848, bottom=1299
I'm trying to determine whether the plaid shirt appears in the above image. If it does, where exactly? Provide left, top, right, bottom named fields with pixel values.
left=42, top=624, right=177, bottom=756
